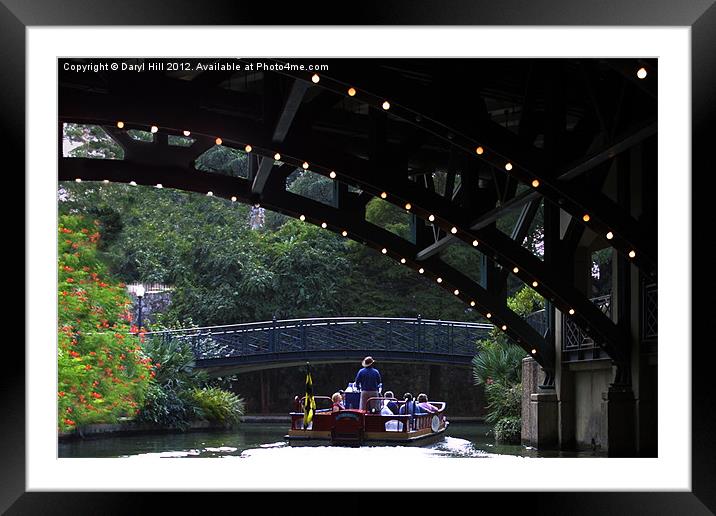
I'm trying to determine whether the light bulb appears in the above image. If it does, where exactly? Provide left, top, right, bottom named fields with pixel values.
left=472, top=240, right=479, bottom=247
left=348, top=87, right=356, bottom=97
left=405, top=203, right=412, bottom=210
left=475, top=146, right=484, bottom=155
left=428, top=214, right=435, bottom=222
left=531, top=349, right=537, bottom=355
left=454, top=289, right=459, bottom=296
left=400, top=258, right=406, bottom=264
left=183, top=130, right=191, bottom=137
left=215, top=138, right=222, bottom=145
left=75, top=178, right=81, bottom=183
left=299, top=215, right=306, bottom=221
left=150, top=126, right=158, bottom=133
left=418, top=268, right=424, bottom=274
left=486, top=313, right=492, bottom=319
left=501, top=325, right=507, bottom=331
left=569, top=309, right=575, bottom=315
left=274, top=153, right=281, bottom=161
left=155, top=184, right=163, bottom=189
left=531, top=179, right=540, bottom=188
left=329, top=171, right=336, bottom=179
left=116, top=121, right=124, bottom=129
left=606, top=231, right=614, bottom=240
left=103, top=180, right=109, bottom=184
left=513, top=267, right=519, bottom=274
left=207, top=191, right=213, bottom=196
left=382, top=100, right=390, bottom=110
left=629, top=250, right=636, bottom=258
left=380, top=192, right=388, bottom=199
left=231, top=197, right=237, bottom=202
left=129, top=181, right=137, bottom=186
left=637, top=67, right=647, bottom=79
left=381, top=248, right=388, bottom=254
left=321, top=222, right=327, bottom=229
left=245, top=145, right=252, bottom=153
left=532, top=281, right=538, bottom=288
left=505, top=163, right=513, bottom=171
left=582, top=214, right=590, bottom=222
left=311, top=74, right=320, bottom=84
left=470, top=301, right=476, bottom=307
left=436, top=277, right=442, bottom=283
left=303, top=162, right=309, bottom=170
left=451, top=227, right=458, bottom=234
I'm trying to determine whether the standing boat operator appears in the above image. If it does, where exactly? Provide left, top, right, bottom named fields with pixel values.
left=354, top=356, right=382, bottom=412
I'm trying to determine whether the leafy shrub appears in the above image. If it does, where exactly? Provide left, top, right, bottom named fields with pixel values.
left=58, top=215, right=153, bottom=432
left=494, top=416, right=522, bottom=444
left=190, top=387, right=246, bottom=427
left=472, top=340, right=525, bottom=387
left=483, top=381, right=522, bottom=425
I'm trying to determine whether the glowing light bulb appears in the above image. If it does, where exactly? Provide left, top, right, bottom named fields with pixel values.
left=75, top=178, right=82, bottom=183
left=341, top=230, right=348, bottom=237
left=531, top=179, right=540, bottom=188
left=486, top=313, right=492, bottom=319
left=321, top=222, right=327, bottom=229
left=231, top=197, right=237, bottom=202
left=215, top=138, right=222, bottom=145
left=382, top=100, right=390, bottom=110
left=531, top=349, right=537, bottom=355
left=505, top=163, right=513, bottom=171
left=451, top=227, right=458, bottom=234
left=103, top=180, right=109, bottom=184
left=629, top=250, right=636, bottom=258
left=116, top=121, right=124, bottom=129
left=311, top=73, right=320, bottom=84
left=418, top=268, right=424, bottom=274
left=472, top=240, right=479, bottom=247
left=513, top=267, right=519, bottom=274
left=381, top=248, right=388, bottom=254
left=274, top=153, right=281, bottom=161
left=400, top=258, right=406, bottom=264
left=150, top=126, right=158, bottom=133
left=637, top=67, right=647, bottom=79
left=129, top=181, right=137, bottom=186
left=606, top=231, right=614, bottom=240
left=299, top=215, right=306, bottom=221
left=183, top=130, right=191, bottom=137
left=348, top=87, right=357, bottom=97
left=302, top=162, right=309, bottom=170
left=329, top=171, right=336, bottom=179
left=380, top=192, right=388, bottom=199
left=454, top=289, right=459, bottom=296
left=405, top=203, right=412, bottom=210
left=207, top=191, right=213, bottom=196
left=569, top=309, right=575, bottom=315
left=436, top=277, right=442, bottom=283
left=475, top=146, right=484, bottom=155
left=245, top=145, right=252, bottom=153
left=501, top=325, right=507, bottom=331
left=155, top=184, right=163, bottom=189
left=428, top=214, right=435, bottom=222
left=532, top=281, right=538, bottom=288
left=470, top=301, right=476, bottom=307
left=582, top=214, right=590, bottom=222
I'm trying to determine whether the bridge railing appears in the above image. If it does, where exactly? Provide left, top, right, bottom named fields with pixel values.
left=141, top=316, right=492, bottom=361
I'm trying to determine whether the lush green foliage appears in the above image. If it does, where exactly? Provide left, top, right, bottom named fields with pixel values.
left=62, top=123, right=124, bottom=159
left=472, top=341, right=525, bottom=387
left=493, top=416, right=521, bottom=444
left=190, top=387, right=246, bottom=426
left=483, top=381, right=522, bottom=425
left=57, top=215, right=152, bottom=432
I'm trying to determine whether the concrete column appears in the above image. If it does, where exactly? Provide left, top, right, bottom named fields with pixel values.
left=529, top=391, right=559, bottom=448
left=601, top=387, right=636, bottom=457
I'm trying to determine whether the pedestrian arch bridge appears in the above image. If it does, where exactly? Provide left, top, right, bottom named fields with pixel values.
left=144, top=316, right=491, bottom=375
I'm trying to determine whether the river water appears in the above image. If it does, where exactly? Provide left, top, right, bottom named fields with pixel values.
left=58, top=423, right=601, bottom=459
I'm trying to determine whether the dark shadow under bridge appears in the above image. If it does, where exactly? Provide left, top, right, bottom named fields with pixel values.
left=144, top=316, right=492, bottom=375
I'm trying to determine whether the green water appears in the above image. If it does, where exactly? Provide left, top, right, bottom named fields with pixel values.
left=58, top=423, right=601, bottom=458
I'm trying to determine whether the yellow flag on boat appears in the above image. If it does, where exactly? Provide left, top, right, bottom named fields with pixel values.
left=303, top=364, right=316, bottom=429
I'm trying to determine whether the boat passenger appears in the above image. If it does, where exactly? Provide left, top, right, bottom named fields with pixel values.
left=354, top=356, right=382, bottom=412
left=398, top=392, right=423, bottom=415
left=416, top=393, right=440, bottom=413
left=331, top=392, right=345, bottom=413
left=383, top=390, right=400, bottom=415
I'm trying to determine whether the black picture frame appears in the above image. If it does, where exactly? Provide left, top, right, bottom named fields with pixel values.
left=6, top=1, right=714, bottom=512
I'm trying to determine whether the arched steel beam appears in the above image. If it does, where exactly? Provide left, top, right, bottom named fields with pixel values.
left=58, top=104, right=628, bottom=364
left=59, top=157, right=553, bottom=371
left=256, top=59, right=656, bottom=276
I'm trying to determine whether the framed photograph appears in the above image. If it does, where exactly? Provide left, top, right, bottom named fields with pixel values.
left=9, top=0, right=714, bottom=511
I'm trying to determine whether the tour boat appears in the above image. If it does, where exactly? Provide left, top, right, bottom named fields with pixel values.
left=286, top=395, right=449, bottom=446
